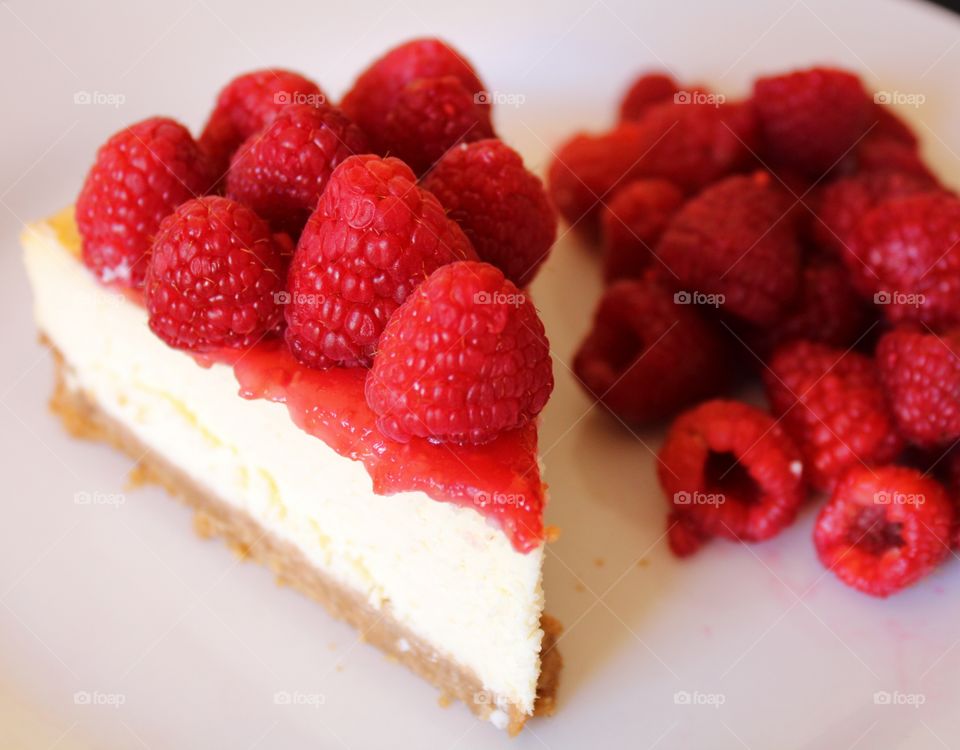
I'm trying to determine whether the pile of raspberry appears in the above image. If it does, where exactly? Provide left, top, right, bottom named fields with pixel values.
left=552, top=66, right=958, bottom=597
left=75, top=38, right=557, bottom=448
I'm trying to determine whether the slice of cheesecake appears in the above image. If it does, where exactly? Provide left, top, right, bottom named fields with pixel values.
left=22, top=208, right=561, bottom=733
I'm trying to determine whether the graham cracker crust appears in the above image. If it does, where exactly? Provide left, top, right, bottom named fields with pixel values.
left=45, top=341, right=561, bottom=734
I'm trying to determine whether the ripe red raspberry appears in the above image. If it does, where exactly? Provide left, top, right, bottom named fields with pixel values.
left=573, top=278, right=732, bottom=424
left=76, top=117, right=215, bottom=289
left=421, top=139, right=556, bottom=287
left=666, top=509, right=711, bottom=558
left=745, top=259, right=874, bottom=355
left=285, top=155, right=476, bottom=368
left=225, top=103, right=369, bottom=236
left=654, top=172, right=801, bottom=326
left=547, top=101, right=757, bottom=233
left=199, top=69, right=325, bottom=177
left=763, top=341, right=902, bottom=492
left=810, top=170, right=938, bottom=273
left=381, top=76, right=495, bottom=176
left=618, top=72, right=680, bottom=121
left=876, top=327, right=960, bottom=449
left=850, top=135, right=935, bottom=180
left=814, top=465, right=953, bottom=597
left=753, top=67, right=871, bottom=176
left=365, top=261, right=552, bottom=444
left=850, top=193, right=960, bottom=328
left=657, top=400, right=806, bottom=542
left=870, top=103, right=918, bottom=146
left=145, top=197, right=286, bottom=351
left=600, top=179, right=685, bottom=283
left=341, top=38, right=487, bottom=155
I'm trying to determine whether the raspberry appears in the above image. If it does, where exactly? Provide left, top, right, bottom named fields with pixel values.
left=365, top=261, right=552, bottom=444
left=547, top=101, right=757, bottom=233
left=876, top=328, right=960, bottom=449
left=870, top=103, right=918, bottom=146
left=284, top=155, right=476, bottom=368
left=600, top=179, right=685, bottom=283
left=199, top=69, right=324, bottom=176
left=573, top=278, right=732, bottom=424
left=745, top=259, right=874, bottom=355
left=421, top=139, right=556, bottom=287
left=810, top=170, right=938, bottom=273
left=850, top=193, right=960, bottom=327
left=618, top=72, right=680, bottom=121
left=763, top=341, right=902, bottom=492
left=753, top=67, right=871, bottom=176
left=76, top=117, right=214, bottom=289
left=654, top=172, right=801, bottom=326
left=850, top=135, right=935, bottom=180
left=365, top=261, right=553, bottom=445
left=145, top=197, right=286, bottom=351
left=666, top=509, right=711, bottom=558
left=225, top=103, right=369, bottom=236
left=657, top=400, right=806, bottom=542
left=814, top=466, right=953, bottom=597
left=341, top=38, right=487, bottom=155
left=381, top=76, right=495, bottom=175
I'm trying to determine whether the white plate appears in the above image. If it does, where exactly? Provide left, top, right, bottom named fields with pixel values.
left=3, top=0, right=960, bottom=747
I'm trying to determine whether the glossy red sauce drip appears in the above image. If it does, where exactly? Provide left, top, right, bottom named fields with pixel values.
left=203, top=340, right=544, bottom=553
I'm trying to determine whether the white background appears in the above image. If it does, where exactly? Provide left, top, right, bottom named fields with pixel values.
left=3, top=0, right=960, bottom=747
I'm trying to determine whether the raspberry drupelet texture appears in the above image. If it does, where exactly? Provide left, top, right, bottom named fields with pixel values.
left=763, top=341, right=902, bottom=492
left=365, top=261, right=553, bottom=445
left=814, top=465, right=953, bottom=597
left=199, top=69, right=325, bottom=178
left=76, top=117, right=215, bottom=289
left=600, top=179, right=685, bottom=283
left=145, top=197, right=286, bottom=351
left=753, top=67, right=871, bottom=176
left=284, top=155, right=477, bottom=369
left=341, top=38, right=487, bottom=155
left=573, top=278, right=732, bottom=424
left=876, top=328, right=960, bottom=449
left=657, top=399, right=806, bottom=544
left=618, top=71, right=680, bottom=121
left=547, top=101, right=757, bottom=234
left=850, top=193, right=960, bottom=328
left=422, top=139, right=556, bottom=287
left=654, top=172, right=801, bottom=326
left=225, top=103, right=369, bottom=236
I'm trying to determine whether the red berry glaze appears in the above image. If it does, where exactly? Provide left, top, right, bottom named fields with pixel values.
left=573, top=278, right=731, bottom=424
left=365, top=261, right=553, bottom=445
left=199, top=69, right=324, bottom=177
left=619, top=72, right=680, bottom=121
left=753, top=67, right=871, bottom=176
left=382, top=76, right=495, bottom=175
left=145, top=197, right=285, bottom=351
left=763, top=341, right=902, bottom=492
left=76, top=117, right=214, bottom=289
left=284, top=154, right=476, bottom=369
left=655, top=172, right=801, bottom=326
left=850, top=193, right=960, bottom=328
left=422, top=139, right=556, bottom=286
left=341, top=38, right=487, bottom=155
left=814, top=465, right=953, bottom=597
left=225, top=103, right=369, bottom=236
left=657, top=399, right=806, bottom=542
left=600, top=179, right=685, bottom=283
left=876, top=327, right=960, bottom=449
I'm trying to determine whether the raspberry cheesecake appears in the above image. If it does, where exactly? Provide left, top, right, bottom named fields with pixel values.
left=23, top=40, right=560, bottom=733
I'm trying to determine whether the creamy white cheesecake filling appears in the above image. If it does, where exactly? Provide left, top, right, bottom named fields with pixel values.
left=23, top=217, right=545, bottom=718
